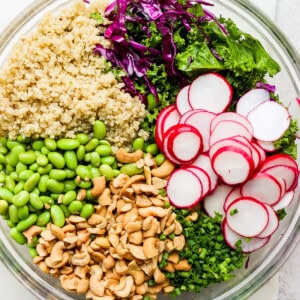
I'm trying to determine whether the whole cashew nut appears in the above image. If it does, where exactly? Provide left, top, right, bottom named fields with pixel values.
left=113, top=276, right=134, bottom=298
left=116, top=148, right=144, bottom=163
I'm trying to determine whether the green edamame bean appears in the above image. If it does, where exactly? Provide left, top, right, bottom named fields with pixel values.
left=19, top=170, right=34, bottom=181
left=36, top=154, right=48, bottom=166
left=50, top=205, right=65, bottom=227
left=84, top=153, right=92, bottom=162
left=24, top=173, right=40, bottom=192
left=90, top=167, right=101, bottom=178
left=7, top=140, right=23, bottom=150
left=9, top=205, right=19, bottom=224
left=80, top=203, right=94, bottom=219
left=76, top=145, right=85, bottom=161
left=38, top=175, right=49, bottom=193
left=49, top=169, right=66, bottom=181
left=64, top=151, right=78, bottom=170
left=17, top=135, right=31, bottom=144
left=10, top=227, right=26, bottom=245
left=65, top=169, right=76, bottom=178
left=45, top=138, right=57, bottom=151
left=60, top=204, right=71, bottom=218
left=146, top=93, right=158, bottom=110
left=91, top=152, right=101, bottom=167
left=48, top=152, right=65, bottom=169
left=0, top=173, right=5, bottom=183
left=76, top=165, right=91, bottom=180
left=5, top=165, right=14, bottom=174
left=68, top=200, right=83, bottom=214
left=0, top=145, right=8, bottom=155
left=93, top=120, right=106, bottom=139
left=99, top=140, right=110, bottom=146
left=76, top=133, right=89, bottom=145
left=6, top=220, right=15, bottom=228
left=95, top=145, right=111, bottom=157
left=18, top=205, right=29, bottom=220
left=14, top=181, right=25, bottom=194
left=36, top=211, right=51, bottom=227
left=0, top=188, right=13, bottom=203
left=31, top=187, right=40, bottom=195
left=12, top=191, right=30, bottom=207
left=132, top=138, right=145, bottom=151
left=19, top=151, right=36, bottom=165
left=57, top=138, right=80, bottom=150
left=46, top=179, right=64, bottom=194
left=41, top=146, right=50, bottom=155
left=85, top=189, right=96, bottom=202
left=85, top=138, right=99, bottom=152
left=7, top=145, right=25, bottom=166
left=146, top=143, right=159, bottom=155
left=10, top=172, right=18, bottom=181
left=120, top=163, right=144, bottom=176
left=16, top=214, right=37, bottom=232
left=32, top=140, right=44, bottom=151
left=112, top=169, right=121, bottom=177
left=77, top=180, right=92, bottom=189
left=29, top=247, right=38, bottom=258
left=0, top=137, right=8, bottom=147
left=62, top=190, right=77, bottom=205
left=50, top=193, right=60, bottom=201
left=5, top=176, right=16, bottom=192
left=100, top=156, right=115, bottom=167
left=16, top=162, right=27, bottom=174
left=29, top=193, right=44, bottom=210
left=99, top=164, right=114, bottom=181
left=0, top=153, right=5, bottom=164
left=39, top=196, right=54, bottom=206
left=29, top=163, right=39, bottom=172
left=37, top=164, right=53, bottom=175
left=155, top=153, right=165, bottom=166
left=0, top=200, right=8, bottom=215
left=63, top=180, right=77, bottom=192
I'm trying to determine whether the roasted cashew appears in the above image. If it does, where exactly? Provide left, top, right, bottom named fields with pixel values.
left=174, top=259, right=192, bottom=271
left=76, top=189, right=87, bottom=201
left=76, top=278, right=89, bottom=294
left=151, top=159, right=175, bottom=178
left=126, top=220, right=142, bottom=233
left=173, top=235, right=185, bottom=251
left=119, top=174, right=145, bottom=196
left=138, top=206, right=166, bottom=218
left=116, top=148, right=144, bottom=163
left=71, top=252, right=90, bottom=266
left=89, top=265, right=105, bottom=297
left=151, top=177, right=167, bottom=189
left=74, top=265, right=90, bottom=279
left=45, top=252, right=69, bottom=269
left=50, top=224, right=65, bottom=240
left=23, top=225, right=42, bottom=244
left=115, top=260, right=128, bottom=275
left=60, top=274, right=78, bottom=292
left=135, top=283, right=148, bottom=295
left=102, top=255, right=115, bottom=270
left=113, top=276, right=134, bottom=298
left=91, top=176, right=106, bottom=197
left=153, top=268, right=166, bottom=284
left=49, top=241, right=64, bottom=265
left=128, top=231, right=143, bottom=245
left=135, top=194, right=152, bottom=207
left=128, top=244, right=146, bottom=260
left=143, top=237, right=159, bottom=259
left=98, top=188, right=112, bottom=206
left=128, top=269, right=145, bottom=286
left=167, top=252, right=180, bottom=264
left=95, top=237, right=111, bottom=249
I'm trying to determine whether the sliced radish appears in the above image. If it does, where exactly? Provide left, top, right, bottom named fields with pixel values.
left=236, top=88, right=270, bottom=117
left=256, top=139, right=276, bottom=152
left=182, top=110, right=216, bottom=152
left=273, top=191, right=295, bottom=211
left=257, top=204, right=279, bottom=238
left=162, top=126, right=183, bottom=165
left=203, top=184, right=232, bottom=218
left=176, top=85, right=192, bottom=115
left=166, top=169, right=203, bottom=208
left=210, top=112, right=253, bottom=135
left=241, top=173, right=283, bottom=206
left=211, top=146, right=254, bottom=185
left=226, top=197, right=269, bottom=237
left=167, top=124, right=203, bottom=164
left=188, top=72, right=233, bottom=113
left=179, top=109, right=199, bottom=124
left=224, top=187, right=242, bottom=211
left=223, top=219, right=271, bottom=253
left=247, top=101, right=291, bottom=142
left=252, top=142, right=267, bottom=164
left=209, top=120, right=253, bottom=146
left=259, top=153, right=298, bottom=171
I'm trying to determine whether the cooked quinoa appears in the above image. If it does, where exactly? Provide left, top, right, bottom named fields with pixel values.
left=0, top=0, right=147, bottom=147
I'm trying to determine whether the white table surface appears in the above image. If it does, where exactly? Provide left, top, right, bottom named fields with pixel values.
left=0, top=0, right=299, bottom=299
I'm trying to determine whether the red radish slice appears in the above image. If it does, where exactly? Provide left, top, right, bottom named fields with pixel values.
left=167, top=169, right=203, bottom=208
left=236, top=88, right=270, bottom=117
left=189, top=154, right=219, bottom=192
left=241, top=173, right=283, bottom=206
left=210, top=112, right=253, bottom=135
left=162, top=126, right=183, bottom=165
left=262, top=165, right=299, bottom=192
left=211, top=146, right=254, bottom=185
left=188, top=72, right=233, bottom=113
left=223, top=219, right=271, bottom=253
left=256, top=139, right=276, bottom=152
left=252, top=142, right=266, bottom=164
left=209, top=120, right=253, bottom=146
left=184, top=166, right=211, bottom=197
left=257, top=204, right=279, bottom=238
left=179, top=109, right=200, bottom=124
left=203, top=184, right=232, bottom=218
left=176, top=85, right=192, bottom=115
left=161, top=106, right=181, bottom=136
left=273, top=191, right=295, bottom=211
left=167, top=124, right=203, bottom=164
left=226, top=197, right=269, bottom=237
left=259, top=153, right=298, bottom=171
left=224, top=187, right=242, bottom=211
left=182, top=110, right=216, bottom=152
left=247, top=101, right=291, bottom=142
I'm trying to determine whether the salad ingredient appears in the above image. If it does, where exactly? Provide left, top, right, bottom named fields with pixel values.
left=0, top=0, right=146, bottom=147
left=176, top=85, right=192, bottom=116
left=226, top=197, right=269, bottom=237
left=188, top=73, right=233, bottom=113
left=273, top=191, right=295, bottom=211
left=247, top=101, right=291, bottom=141
left=256, top=139, right=276, bottom=152
left=256, top=204, right=279, bottom=238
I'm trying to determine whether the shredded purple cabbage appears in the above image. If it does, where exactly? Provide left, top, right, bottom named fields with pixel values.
left=256, top=82, right=276, bottom=93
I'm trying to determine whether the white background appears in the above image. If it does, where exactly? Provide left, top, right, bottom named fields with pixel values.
left=0, top=0, right=299, bottom=299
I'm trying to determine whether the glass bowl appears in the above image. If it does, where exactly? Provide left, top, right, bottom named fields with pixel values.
left=0, top=0, right=299, bottom=299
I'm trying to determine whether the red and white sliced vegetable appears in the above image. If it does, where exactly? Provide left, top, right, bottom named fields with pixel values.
left=223, top=187, right=242, bottom=211
left=203, top=184, right=232, bottom=218
left=256, top=204, right=279, bottom=238
left=251, top=142, right=267, bottom=163
left=188, top=72, right=233, bottom=113
left=176, top=85, right=192, bottom=115
left=209, top=120, right=253, bottom=146
left=259, top=153, right=298, bottom=171
left=166, top=169, right=203, bottom=208
left=166, top=124, right=203, bottom=164
left=236, top=88, right=270, bottom=117
left=272, top=191, right=295, bottom=211
left=226, top=197, right=269, bottom=237
left=223, top=219, right=271, bottom=253
left=256, top=139, right=276, bottom=152
left=241, top=173, right=283, bottom=206
left=247, top=101, right=291, bottom=142
left=181, top=110, right=216, bottom=152
left=211, top=146, right=254, bottom=185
